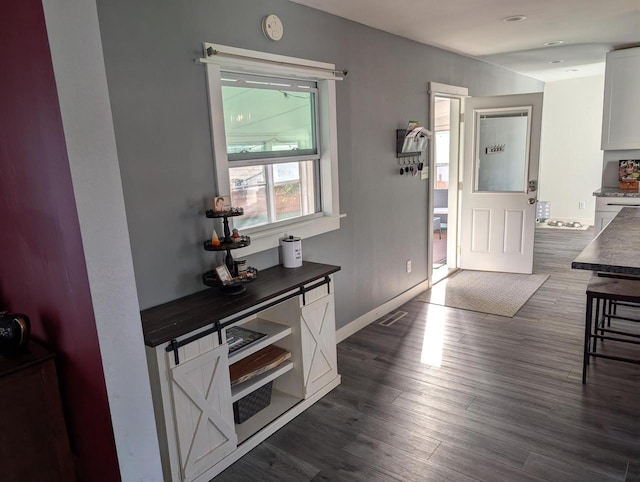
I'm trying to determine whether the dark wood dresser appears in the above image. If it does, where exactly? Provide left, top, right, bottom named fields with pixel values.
left=0, top=340, right=75, bottom=481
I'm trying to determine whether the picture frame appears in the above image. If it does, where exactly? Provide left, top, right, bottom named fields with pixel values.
left=215, top=264, right=233, bottom=285
left=619, top=160, right=640, bottom=181
left=212, top=195, right=231, bottom=212
left=618, top=160, right=640, bottom=191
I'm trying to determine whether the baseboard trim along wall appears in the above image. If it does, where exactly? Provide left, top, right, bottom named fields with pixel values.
left=336, top=280, right=430, bottom=343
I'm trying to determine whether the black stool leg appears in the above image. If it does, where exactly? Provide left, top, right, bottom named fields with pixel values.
left=605, top=299, right=612, bottom=328
left=583, top=294, right=593, bottom=384
left=593, top=298, right=601, bottom=354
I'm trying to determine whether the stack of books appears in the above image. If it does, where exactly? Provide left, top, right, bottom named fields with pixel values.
left=225, top=326, right=267, bottom=355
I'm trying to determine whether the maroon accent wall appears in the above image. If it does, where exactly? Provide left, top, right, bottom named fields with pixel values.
left=0, top=2, right=120, bottom=481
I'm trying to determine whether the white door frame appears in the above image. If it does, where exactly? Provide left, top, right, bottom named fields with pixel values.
left=427, top=82, right=468, bottom=288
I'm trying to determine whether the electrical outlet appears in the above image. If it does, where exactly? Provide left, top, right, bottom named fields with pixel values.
left=406, top=260, right=412, bottom=273
left=579, top=201, right=586, bottom=209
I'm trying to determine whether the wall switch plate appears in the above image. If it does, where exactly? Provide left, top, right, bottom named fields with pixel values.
left=406, top=260, right=412, bottom=273
left=579, top=201, right=586, bottom=209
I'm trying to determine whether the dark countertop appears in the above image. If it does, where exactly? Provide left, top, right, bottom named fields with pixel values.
left=572, top=207, right=640, bottom=274
left=593, top=187, right=640, bottom=197
left=141, top=261, right=340, bottom=347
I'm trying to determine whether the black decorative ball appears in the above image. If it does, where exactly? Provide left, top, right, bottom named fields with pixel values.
left=0, top=312, right=31, bottom=354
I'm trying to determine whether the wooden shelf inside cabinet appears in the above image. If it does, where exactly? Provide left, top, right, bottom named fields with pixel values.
left=231, top=360, right=293, bottom=402
left=235, top=389, right=301, bottom=444
left=228, top=319, right=292, bottom=364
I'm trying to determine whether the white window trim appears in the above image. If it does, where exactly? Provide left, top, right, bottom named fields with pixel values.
left=201, top=43, right=343, bottom=256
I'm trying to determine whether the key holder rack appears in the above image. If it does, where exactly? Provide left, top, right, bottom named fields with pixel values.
left=396, top=128, right=430, bottom=177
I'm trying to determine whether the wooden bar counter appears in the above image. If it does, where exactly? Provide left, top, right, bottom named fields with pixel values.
left=572, top=207, right=640, bottom=274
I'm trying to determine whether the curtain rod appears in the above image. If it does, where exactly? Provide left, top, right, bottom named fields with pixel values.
left=199, top=46, right=348, bottom=79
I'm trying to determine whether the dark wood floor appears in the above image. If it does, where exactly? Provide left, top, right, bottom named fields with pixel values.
left=217, top=228, right=640, bottom=481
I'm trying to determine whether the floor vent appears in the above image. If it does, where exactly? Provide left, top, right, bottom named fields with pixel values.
left=378, top=311, right=407, bottom=327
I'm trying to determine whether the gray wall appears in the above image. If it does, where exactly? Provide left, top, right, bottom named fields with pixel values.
left=96, top=0, right=543, bottom=329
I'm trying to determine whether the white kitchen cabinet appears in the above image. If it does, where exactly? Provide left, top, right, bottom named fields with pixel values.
left=601, top=47, right=640, bottom=150
left=143, top=263, right=340, bottom=482
left=594, top=196, right=640, bottom=232
left=594, top=210, right=618, bottom=232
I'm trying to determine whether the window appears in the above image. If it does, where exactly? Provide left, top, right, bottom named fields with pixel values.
left=222, top=74, right=318, bottom=161
left=203, top=44, right=342, bottom=255
left=220, top=73, right=320, bottom=229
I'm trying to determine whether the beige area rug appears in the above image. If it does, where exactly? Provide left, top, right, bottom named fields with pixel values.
left=416, top=270, right=549, bottom=317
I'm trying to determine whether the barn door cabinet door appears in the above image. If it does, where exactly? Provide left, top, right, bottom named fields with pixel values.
left=148, top=335, right=236, bottom=482
left=253, top=285, right=338, bottom=399
left=299, top=291, right=337, bottom=397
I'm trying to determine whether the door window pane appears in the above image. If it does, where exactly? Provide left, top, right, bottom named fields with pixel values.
left=475, top=110, right=529, bottom=192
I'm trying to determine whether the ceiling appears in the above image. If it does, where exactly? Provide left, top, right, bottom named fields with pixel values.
left=288, top=0, right=640, bottom=82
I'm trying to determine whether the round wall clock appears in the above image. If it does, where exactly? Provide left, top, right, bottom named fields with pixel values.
left=262, top=14, right=284, bottom=41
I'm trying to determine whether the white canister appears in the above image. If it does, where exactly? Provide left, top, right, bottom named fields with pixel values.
left=281, top=236, right=302, bottom=268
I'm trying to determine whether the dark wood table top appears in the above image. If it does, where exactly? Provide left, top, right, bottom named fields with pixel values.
left=572, top=207, right=640, bottom=274
left=141, top=262, right=340, bottom=347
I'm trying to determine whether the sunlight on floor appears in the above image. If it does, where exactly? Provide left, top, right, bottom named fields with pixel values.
left=420, top=305, right=446, bottom=367
left=425, top=276, right=450, bottom=306
left=432, top=263, right=450, bottom=285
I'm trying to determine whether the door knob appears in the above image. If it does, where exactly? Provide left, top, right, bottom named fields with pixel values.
left=528, top=198, right=536, bottom=205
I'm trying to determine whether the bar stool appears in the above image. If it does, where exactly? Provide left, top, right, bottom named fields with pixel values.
left=582, top=276, right=640, bottom=383
left=596, top=272, right=640, bottom=319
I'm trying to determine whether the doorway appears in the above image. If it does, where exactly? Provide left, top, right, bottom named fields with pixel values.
left=427, top=86, right=543, bottom=286
left=428, top=83, right=467, bottom=286
left=459, top=92, right=543, bottom=273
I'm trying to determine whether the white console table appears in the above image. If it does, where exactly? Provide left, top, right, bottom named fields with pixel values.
left=141, top=262, right=341, bottom=481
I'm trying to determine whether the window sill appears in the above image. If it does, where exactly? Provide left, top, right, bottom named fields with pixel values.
left=239, top=214, right=345, bottom=257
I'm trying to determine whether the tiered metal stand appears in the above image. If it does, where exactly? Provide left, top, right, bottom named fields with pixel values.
left=202, top=208, right=257, bottom=294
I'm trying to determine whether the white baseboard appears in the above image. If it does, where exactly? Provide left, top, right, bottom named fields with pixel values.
left=336, top=280, right=430, bottom=343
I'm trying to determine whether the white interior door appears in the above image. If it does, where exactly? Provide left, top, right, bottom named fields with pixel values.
left=428, top=82, right=469, bottom=287
left=460, top=93, right=543, bottom=274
